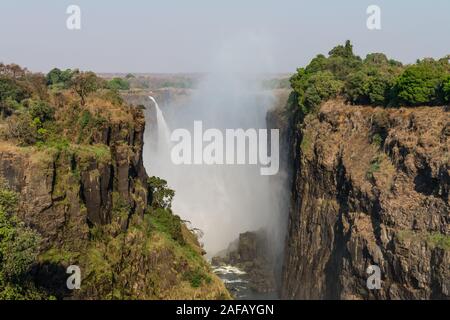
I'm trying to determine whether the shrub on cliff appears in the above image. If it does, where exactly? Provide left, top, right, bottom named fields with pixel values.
left=290, top=41, right=359, bottom=113
left=393, top=59, right=449, bottom=106
left=0, top=183, right=47, bottom=299
left=290, top=68, right=344, bottom=113
left=5, top=113, right=40, bottom=145
left=302, top=71, right=343, bottom=112
left=147, top=176, right=175, bottom=210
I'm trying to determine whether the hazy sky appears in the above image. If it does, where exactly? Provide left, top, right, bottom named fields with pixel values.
left=1, top=0, right=449, bottom=73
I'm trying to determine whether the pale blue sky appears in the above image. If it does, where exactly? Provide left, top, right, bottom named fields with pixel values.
left=0, top=0, right=449, bottom=73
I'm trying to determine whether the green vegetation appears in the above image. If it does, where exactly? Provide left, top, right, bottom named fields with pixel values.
left=443, top=76, right=450, bottom=102
left=366, top=155, right=382, bottom=180
left=28, top=100, right=55, bottom=122
left=184, top=268, right=212, bottom=288
left=0, top=63, right=122, bottom=148
left=398, top=230, right=450, bottom=251
left=300, top=129, right=312, bottom=154
left=0, top=62, right=228, bottom=300
left=147, top=176, right=175, bottom=210
left=46, top=68, right=75, bottom=90
left=372, top=133, right=383, bottom=149
left=289, top=41, right=450, bottom=114
left=107, top=77, right=130, bottom=91
left=0, top=182, right=49, bottom=299
left=394, top=59, right=449, bottom=106
left=70, top=71, right=103, bottom=106
left=149, top=208, right=184, bottom=245
left=124, top=74, right=199, bottom=90
left=427, top=232, right=450, bottom=250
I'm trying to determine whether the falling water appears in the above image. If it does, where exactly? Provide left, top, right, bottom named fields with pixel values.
left=143, top=35, right=288, bottom=300
left=147, top=96, right=173, bottom=178
left=149, top=96, right=171, bottom=151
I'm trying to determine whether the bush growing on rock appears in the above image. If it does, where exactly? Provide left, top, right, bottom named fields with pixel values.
left=289, top=41, right=450, bottom=111
left=5, top=113, right=40, bottom=145
left=0, top=183, right=46, bottom=299
left=393, top=59, right=449, bottom=106
left=147, top=176, right=175, bottom=210
left=345, top=63, right=400, bottom=106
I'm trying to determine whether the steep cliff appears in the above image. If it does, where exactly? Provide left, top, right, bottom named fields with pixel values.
left=0, top=68, right=229, bottom=299
left=282, top=100, right=449, bottom=299
left=0, top=105, right=148, bottom=249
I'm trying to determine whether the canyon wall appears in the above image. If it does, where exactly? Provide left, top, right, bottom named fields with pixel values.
left=0, top=106, right=148, bottom=249
left=281, top=100, right=449, bottom=299
left=0, top=100, right=229, bottom=299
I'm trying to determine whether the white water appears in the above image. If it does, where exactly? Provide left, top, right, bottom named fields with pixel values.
left=146, top=96, right=173, bottom=177
left=149, top=96, right=171, bottom=153
left=144, top=86, right=286, bottom=259
left=143, top=35, right=288, bottom=260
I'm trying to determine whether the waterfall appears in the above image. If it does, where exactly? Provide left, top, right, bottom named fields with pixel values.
left=144, top=80, right=287, bottom=264
left=145, top=96, right=173, bottom=181
left=149, top=96, right=171, bottom=152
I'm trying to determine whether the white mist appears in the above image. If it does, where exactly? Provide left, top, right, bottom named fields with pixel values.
left=143, top=33, right=288, bottom=258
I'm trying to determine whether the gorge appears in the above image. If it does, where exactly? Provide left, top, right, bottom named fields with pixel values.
left=0, top=41, right=449, bottom=300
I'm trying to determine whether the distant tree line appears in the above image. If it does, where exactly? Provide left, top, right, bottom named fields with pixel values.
left=289, top=40, right=450, bottom=113
left=0, top=63, right=126, bottom=146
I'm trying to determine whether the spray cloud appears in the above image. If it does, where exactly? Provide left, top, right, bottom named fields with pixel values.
left=144, top=32, right=288, bottom=257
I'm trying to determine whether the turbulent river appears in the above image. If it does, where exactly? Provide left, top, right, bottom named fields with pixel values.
left=212, top=265, right=278, bottom=300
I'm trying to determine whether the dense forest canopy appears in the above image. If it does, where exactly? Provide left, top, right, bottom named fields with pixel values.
left=288, top=40, right=450, bottom=114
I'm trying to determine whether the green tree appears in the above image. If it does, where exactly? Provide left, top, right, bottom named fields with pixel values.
left=29, top=100, right=55, bottom=122
left=147, top=177, right=175, bottom=210
left=394, top=59, right=448, bottom=106
left=107, top=78, right=130, bottom=91
left=443, top=76, right=450, bottom=102
left=0, top=183, right=44, bottom=299
left=303, top=71, right=344, bottom=111
left=46, top=68, right=74, bottom=89
left=0, top=77, right=29, bottom=117
left=345, top=64, right=399, bottom=106
left=329, top=40, right=356, bottom=59
left=364, top=53, right=389, bottom=65
left=70, top=71, right=100, bottom=106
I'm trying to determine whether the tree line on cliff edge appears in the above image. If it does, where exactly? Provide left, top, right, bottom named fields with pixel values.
left=0, top=63, right=132, bottom=146
left=288, top=40, right=450, bottom=114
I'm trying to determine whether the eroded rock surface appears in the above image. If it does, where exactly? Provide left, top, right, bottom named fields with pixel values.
left=282, top=101, right=449, bottom=299
left=213, top=230, right=277, bottom=294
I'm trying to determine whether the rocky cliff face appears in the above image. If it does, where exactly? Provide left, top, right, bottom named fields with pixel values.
left=0, top=102, right=229, bottom=300
left=0, top=106, right=148, bottom=250
left=212, top=231, right=277, bottom=294
left=281, top=100, right=449, bottom=299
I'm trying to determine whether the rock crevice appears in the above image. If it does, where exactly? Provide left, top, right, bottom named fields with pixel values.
left=282, top=101, right=449, bottom=299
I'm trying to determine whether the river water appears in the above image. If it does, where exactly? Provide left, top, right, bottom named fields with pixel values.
left=212, top=265, right=278, bottom=300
